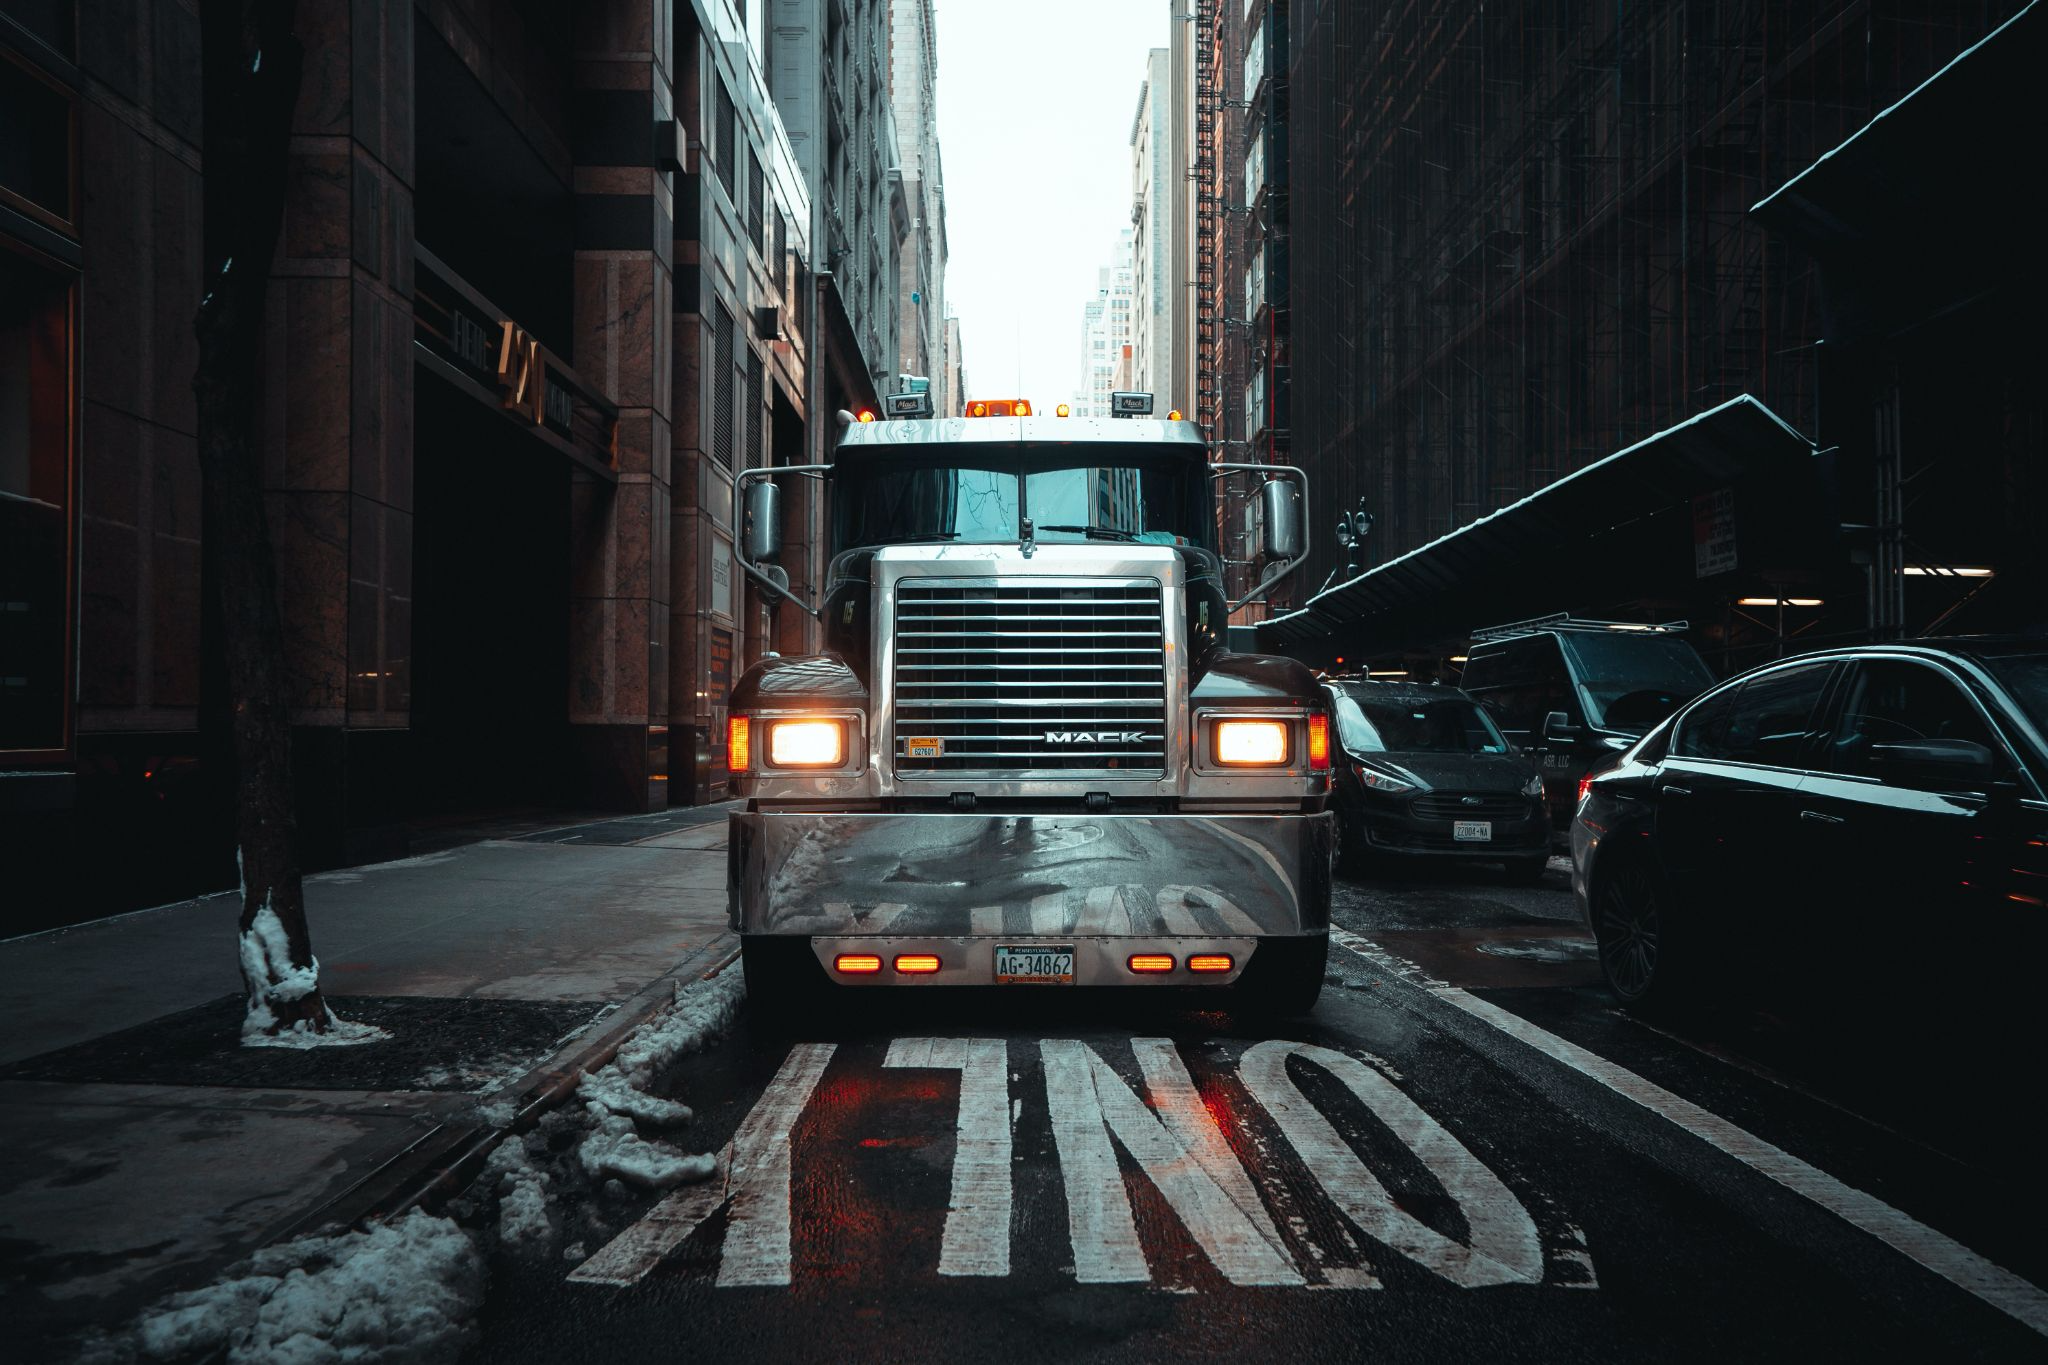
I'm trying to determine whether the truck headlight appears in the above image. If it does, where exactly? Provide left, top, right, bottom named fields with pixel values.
left=766, top=718, right=847, bottom=768
left=1214, top=719, right=1290, bottom=766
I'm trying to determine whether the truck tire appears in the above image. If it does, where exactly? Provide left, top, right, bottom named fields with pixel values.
left=1235, top=934, right=1329, bottom=1018
left=741, top=937, right=821, bottom=1025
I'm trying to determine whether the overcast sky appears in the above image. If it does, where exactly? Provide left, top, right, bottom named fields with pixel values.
left=934, top=1, right=1170, bottom=407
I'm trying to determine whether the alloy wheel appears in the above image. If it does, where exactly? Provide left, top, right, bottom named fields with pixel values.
left=1597, top=866, right=1662, bottom=1001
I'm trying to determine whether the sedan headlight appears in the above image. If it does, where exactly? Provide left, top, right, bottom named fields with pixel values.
left=1358, top=765, right=1417, bottom=794
left=1214, top=719, right=1290, bottom=766
left=766, top=718, right=847, bottom=768
left=1523, top=773, right=1546, bottom=799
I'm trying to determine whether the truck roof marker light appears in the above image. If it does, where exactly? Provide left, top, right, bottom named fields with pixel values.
left=1014, top=400, right=1031, bottom=416
left=835, top=954, right=883, bottom=974
left=1056, top=404, right=1071, bottom=417
left=969, top=402, right=988, bottom=417
left=1308, top=713, right=1331, bottom=773
left=894, top=954, right=941, bottom=974
left=856, top=409, right=877, bottom=423
left=1167, top=409, right=1183, bottom=420
left=1187, top=953, right=1234, bottom=973
left=1127, top=954, right=1175, bottom=974
left=727, top=715, right=750, bottom=772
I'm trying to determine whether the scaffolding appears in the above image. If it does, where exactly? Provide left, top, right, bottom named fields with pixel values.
left=1284, top=0, right=2024, bottom=601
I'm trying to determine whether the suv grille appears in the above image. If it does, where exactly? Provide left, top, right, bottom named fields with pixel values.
left=892, top=579, right=1168, bottom=774
left=1410, top=792, right=1532, bottom=821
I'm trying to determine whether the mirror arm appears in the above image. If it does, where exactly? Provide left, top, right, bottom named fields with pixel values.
left=733, top=464, right=832, bottom=620
left=1212, top=463, right=1312, bottom=614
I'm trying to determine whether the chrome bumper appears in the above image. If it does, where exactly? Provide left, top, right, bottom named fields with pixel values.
left=728, top=810, right=1332, bottom=940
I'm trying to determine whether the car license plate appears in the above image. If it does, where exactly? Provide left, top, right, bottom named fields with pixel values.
left=905, top=736, right=945, bottom=758
left=1453, top=820, right=1493, bottom=842
left=995, top=945, right=1074, bottom=984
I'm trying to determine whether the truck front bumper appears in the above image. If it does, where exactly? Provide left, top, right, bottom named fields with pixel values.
left=728, top=810, right=1332, bottom=951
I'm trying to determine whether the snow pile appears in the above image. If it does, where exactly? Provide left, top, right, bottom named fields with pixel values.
left=235, top=849, right=385, bottom=1049
left=99, top=1210, right=481, bottom=1365
left=482, top=1140, right=553, bottom=1249
left=561, top=970, right=743, bottom=1192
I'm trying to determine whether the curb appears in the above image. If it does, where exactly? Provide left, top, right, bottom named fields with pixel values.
left=275, top=931, right=742, bottom=1241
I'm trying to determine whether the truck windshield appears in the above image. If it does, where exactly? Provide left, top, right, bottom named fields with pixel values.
left=1557, top=632, right=1715, bottom=733
left=831, top=449, right=1214, bottom=555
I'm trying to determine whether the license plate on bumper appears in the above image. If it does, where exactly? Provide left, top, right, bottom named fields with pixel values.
left=995, top=945, right=1074, bottom=984
left=1453, top=820, right=1493, bottom=842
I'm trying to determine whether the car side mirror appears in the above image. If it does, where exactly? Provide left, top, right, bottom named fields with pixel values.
left=1869, top=738, right=1996, bottom=792
left=742, top=479, right=782, bottom=564
left=1542, top=710, right=1582, bottom=745
left=1260, top=478, right=1302, bottom=563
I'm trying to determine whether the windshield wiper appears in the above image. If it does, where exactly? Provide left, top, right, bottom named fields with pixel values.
left=1034, top=524, right=1142, bottom=543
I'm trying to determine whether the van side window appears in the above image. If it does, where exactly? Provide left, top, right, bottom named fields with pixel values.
left=1463, top=639, right=1570, bottom=743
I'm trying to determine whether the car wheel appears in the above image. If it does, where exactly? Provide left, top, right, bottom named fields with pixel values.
left=1234, top=934, right=1329, bottom=1017
left=1593, top=861, right=1686, bottom=1009
left=1505, top=856, right=1550, bottom=885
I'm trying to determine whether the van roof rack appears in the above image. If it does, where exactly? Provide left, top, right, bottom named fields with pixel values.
left=1470, top=613, right=1689, bottom=643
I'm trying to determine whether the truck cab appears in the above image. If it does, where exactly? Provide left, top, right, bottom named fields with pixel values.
left=724, top=396, right=1333, bottom=1014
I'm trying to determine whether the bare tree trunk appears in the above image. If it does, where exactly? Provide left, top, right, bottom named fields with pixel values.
left=195, top=0, right=332, bottom=1038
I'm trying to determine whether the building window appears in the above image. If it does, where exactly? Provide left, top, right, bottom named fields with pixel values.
left=0, top=51, right=78, bottom=230
left=745, top=350, right=763, bottom=470
left=0, top=251, right=74, bottom=755
left=747, top=157, right=765, bottom=258
left=714, top=79, right=736, bottom=199
left=712, top=302, right=735, bottom=468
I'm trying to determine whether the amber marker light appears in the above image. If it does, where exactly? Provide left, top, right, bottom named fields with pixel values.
left=969, top=401, right=988, bottom=417
left=1056, top=403, right=1071, bottom=417
left=1127, top=954, right=1176, bottom=974
left=835, top=954, right=883, bottom=974
left=1014, top=400, right=1032, bottom=416
left=894, top=954, right=941, bottom=974
left=1214, top=718, right=1289, bottom=766
left=726, top=715, right=750, bottom=772
left=1167, top=408, right=1183, bottom=420
left=1308, top=713, right=1332, bottom=773
left=856, top=409, right=877, bottom=423
left=1187, top=954, right=1235, bottom=973
left=767, top=718, right=847, bottom=767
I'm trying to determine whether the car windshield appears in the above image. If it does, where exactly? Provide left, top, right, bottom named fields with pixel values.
left=830, top=448, right=1214, bottom=554
left=1334, top=692, right=1510, bottom=755
left=1979, top=652, right=2048, bottom=739
left=1557, top=632, right=1715, bottom=733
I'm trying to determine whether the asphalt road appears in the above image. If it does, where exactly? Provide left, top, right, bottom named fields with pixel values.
left=470, top=860, right=2048, bottom=1363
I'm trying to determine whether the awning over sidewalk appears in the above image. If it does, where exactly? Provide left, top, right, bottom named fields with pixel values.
left=1258, top=395, right=1820, bottom=655
left=1751, top=1, right=2041, bottom=335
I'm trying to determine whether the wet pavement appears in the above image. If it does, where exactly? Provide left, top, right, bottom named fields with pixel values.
left=469, top=859, right=2048, bottom=1362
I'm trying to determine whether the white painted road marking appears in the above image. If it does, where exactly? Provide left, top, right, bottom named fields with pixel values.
left=1329, top=924, right=2048, bottom=1334
left=570, top=1042, right=836, bottom=1288
left=885, top=1038, right=1012, bottom=1276
left=1240, top=1040, right=1543, bottom=1287
left=1041, top=1039, right=1303, bottom=1286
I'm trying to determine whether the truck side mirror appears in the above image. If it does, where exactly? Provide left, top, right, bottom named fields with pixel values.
left=1260, top=479, right=1302, bottom=562
left=743, top=479, right=782, bottom=564
left=1542, top=711, right=1582, bottom=745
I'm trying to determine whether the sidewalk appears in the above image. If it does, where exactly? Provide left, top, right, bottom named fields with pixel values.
left=0, top=803, right=739, bottom=1354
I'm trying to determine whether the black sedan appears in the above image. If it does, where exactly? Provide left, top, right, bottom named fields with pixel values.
left=1573, top=636, right=2048, bottom=1009
left=1324, top=680, right=1551, bottom=881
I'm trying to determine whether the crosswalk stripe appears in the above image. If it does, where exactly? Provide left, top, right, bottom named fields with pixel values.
left=1153, top=886, right=1208, bottom=935
left=886, top=1038, right=1011, bottom=1276
left=1028, top=892, right=1067, bottom=936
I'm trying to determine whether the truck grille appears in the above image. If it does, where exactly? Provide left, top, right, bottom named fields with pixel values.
left=892, top=579, right=1168, bottom=775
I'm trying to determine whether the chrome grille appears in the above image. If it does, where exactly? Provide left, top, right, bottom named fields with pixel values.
left=892, top=579, right=1168, bottom=774
left=1410, top=792, right=1532, bottom=821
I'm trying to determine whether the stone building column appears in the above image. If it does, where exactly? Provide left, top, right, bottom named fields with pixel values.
left=267, top=0, right=414, bottom=860
left=567, top=0, right=674, bottom=810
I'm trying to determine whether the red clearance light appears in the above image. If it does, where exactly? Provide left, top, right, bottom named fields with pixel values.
left=1577, top=774, right=1593, bottom=805
left=1307, top=713, right=1331, bottom=773
left=727, top=715, right=750, bottom=772
left=894, top=954, right=941, bottom=974
left=856, top=409, right=877, bottom=423
left=835, top=953, right=883, bottom=974
left=1127, top=954, right=1176, bottom=974
left=1186, top=953, right=1235, bottom=973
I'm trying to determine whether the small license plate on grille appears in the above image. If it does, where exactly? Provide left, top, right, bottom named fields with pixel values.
left=904, top=736, right=945, bottom=758
left=1453, top=820, right=1493, bottom=842
left=995, top=945, right=1074, bottom=984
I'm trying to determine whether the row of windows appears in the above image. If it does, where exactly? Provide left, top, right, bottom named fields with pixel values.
left=1670, top=660, right=1999, bottom=787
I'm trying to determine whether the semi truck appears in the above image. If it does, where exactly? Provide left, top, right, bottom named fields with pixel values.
left=725, top=389, right=1334, bottom=1014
